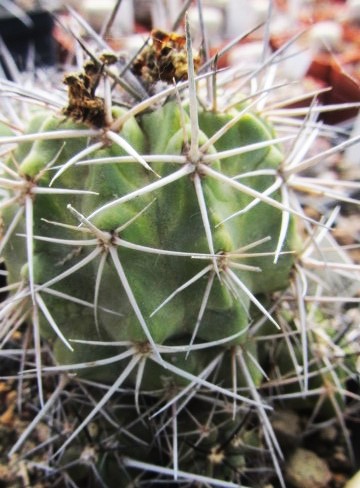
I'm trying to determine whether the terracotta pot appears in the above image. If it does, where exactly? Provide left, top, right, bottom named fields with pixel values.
left=308, top=54, right=360, bottom=123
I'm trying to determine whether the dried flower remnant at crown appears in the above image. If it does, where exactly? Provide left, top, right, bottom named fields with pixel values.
left=62, top=53, right=117, bottom=128
left=63, top=70, right=106, bottom=128
left=131, top=29, right=200, bottom=85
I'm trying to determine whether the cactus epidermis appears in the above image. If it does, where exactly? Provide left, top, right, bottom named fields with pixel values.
left=2, top=84, right=295, bottom=387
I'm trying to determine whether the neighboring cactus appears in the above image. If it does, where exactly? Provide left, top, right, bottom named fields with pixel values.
left=0, top=6, right=359, bottom=488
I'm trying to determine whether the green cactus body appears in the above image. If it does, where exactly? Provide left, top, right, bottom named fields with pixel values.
left=2, top=97, right=294, bottom=389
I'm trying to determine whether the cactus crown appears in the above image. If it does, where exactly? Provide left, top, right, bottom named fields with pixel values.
left=0, top=4, right=359, bottom=487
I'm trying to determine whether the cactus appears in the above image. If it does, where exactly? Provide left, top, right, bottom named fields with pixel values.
left=0, top=5, right=359, bottom=488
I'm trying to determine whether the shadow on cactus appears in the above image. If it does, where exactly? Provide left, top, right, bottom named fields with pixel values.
left=0, top=5, right=359, bottom=488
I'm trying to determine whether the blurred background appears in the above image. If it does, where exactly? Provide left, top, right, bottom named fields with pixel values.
left=1, top=0, right=358, bottom=145
left=0, top=0, right=359, bottom=80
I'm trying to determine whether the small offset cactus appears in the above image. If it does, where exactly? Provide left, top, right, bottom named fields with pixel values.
left=0, top=5, right=359, bottom=488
